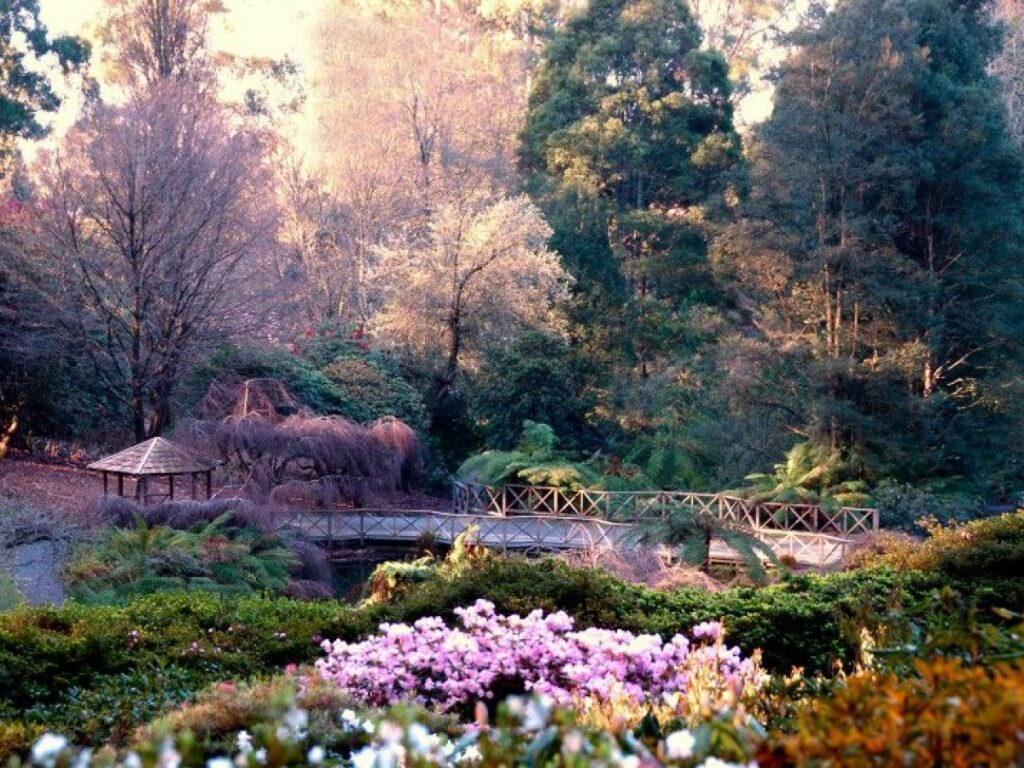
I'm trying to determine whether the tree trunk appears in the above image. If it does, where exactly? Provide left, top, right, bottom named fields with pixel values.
left=431, top=303, right=463, bottom=421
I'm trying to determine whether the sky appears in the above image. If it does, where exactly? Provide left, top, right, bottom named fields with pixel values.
left=31, top=0, right=324, bottom=153
left=30, top=0, right=784, bottom=155
left=40, top=0, right=322, bottom=59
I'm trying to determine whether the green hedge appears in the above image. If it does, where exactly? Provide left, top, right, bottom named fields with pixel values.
left=369, top=559, right=951, bottom=672
left=0, top=558, right=1017, bottom=755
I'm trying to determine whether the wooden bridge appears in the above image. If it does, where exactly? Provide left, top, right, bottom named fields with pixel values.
left=452, top=482, right=879, bottom=536
left=270, top=483, right=878, bottom=567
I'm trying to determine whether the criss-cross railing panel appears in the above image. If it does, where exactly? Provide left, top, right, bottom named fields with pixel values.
left=452, top=482, right=878, bottom=536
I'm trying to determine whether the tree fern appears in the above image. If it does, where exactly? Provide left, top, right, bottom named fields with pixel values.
left=639, top=507, right=782, bottom=584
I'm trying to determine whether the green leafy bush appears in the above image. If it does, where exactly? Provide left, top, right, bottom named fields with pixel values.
left=473, top=331, right=598, bottom=451
left=63, top=517, right=297, bottom=604
left=872, top=481, right=985, bottom=533
left=320, top=357, right=428, bottom=433
left=0, top=593, right=374, bottom=753
left=731, top=443, right=871, bottom=506
left=457, top=421, right=599, bottom=490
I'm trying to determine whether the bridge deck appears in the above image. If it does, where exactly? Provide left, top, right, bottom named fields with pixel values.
left=272, top=510, right=855, bottom=567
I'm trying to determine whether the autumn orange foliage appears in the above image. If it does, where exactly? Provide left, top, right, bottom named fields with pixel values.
left=762, top=658, right=1024, bottom=766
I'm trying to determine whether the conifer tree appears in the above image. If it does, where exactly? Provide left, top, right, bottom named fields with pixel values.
left=716, top=0, right=1024, bottom=490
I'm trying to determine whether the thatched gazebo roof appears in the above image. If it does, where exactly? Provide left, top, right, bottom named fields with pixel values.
left=88, top=437, right=216, bottom=476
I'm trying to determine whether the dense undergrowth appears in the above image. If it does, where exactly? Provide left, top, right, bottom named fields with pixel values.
left=0, top=562, right=1017, bottom=757
left=1, top=511, right=1022, bottom=762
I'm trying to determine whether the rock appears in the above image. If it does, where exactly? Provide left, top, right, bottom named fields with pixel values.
left=5, top=540, right=66, bottom=606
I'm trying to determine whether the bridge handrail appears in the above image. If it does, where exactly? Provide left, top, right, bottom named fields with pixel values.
left=451, top=481, right=879, bottom=535
left=270, top=507, right=637, bottom=529
left=270, top=506, right=857, bottom=566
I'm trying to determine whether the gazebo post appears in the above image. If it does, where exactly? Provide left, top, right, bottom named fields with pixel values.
left=88, top=438, right=218, bottom=504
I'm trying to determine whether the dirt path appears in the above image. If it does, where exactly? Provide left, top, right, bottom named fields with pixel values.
left=0, top=453, right=100, bottom=517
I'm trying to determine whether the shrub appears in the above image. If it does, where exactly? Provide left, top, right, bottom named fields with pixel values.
left=0, top=555, right=1006, bottom=757
left=373, top=558, right=950, bottom=674
left=872, top=481, right=985, bottom=533
left=63, top=517, right=297, bottom=604
left=20, top=688, right=765, bottom=768
left=186, top=347, right=357, bottom=418
left=316, top=600, right=766, bottom=717
left=839, top=530, right=921, bottom=571
left=875, top=510, right=1024, bottom=583
left=472, top=331, right=597, bottom=452
left=731, top=443, right=871, bottom=506
left=321, top=357, right=428, bottom=433
left=457, top=421, right=599, bottom=490
left=765, top=658, right=1024, bottom=766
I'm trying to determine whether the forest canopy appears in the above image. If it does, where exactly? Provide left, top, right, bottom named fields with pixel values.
left=2, top=0, right=1024, bottom=506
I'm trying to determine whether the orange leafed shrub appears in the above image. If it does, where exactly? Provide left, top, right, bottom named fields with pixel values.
left=762, top=658, right=1024, bottom=766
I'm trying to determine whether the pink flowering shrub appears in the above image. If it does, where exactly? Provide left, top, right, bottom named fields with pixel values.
left=315, top=600, right=765, bottom=715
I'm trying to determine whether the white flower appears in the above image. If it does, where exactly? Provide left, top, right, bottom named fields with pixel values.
left=504, top=697, right=525, bottom=717
left=407, top=723, right=441, bottom=755
left=307, top=746, right=326, bottom=765
left=350, top=746, right=379, bottom=768
left=124, top=752, right=142, bottom=768
left=523, top=696, right=551, bottom=731
left=236, top=731, right=253, bottom=754
left=455, top=744, right=482, bottom=764
left=696, top=760, right=758, bottom=768
left=71, top=749, right=92, bottom=768
left=31, top=734, right=68, bottom=767
left=158, top=740, right=181, bottom=768
left=284, top=707, right=309, bottom=736
left=373, top=744, right=403, bottom=768
left=617, top=756, right=641, bottom=768
left=253, top=749, right=267, bottom=765
left=377, top=721, right=404, bottom=746
left=664, top=729, right=696, bottom=760
left=362, top=720, right=376, bottom=735
left=207, top=758, right=233, bottom=768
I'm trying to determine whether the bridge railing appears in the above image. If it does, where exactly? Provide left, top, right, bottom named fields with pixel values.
left=270, top=507, right=635, bottom=553
left=270, top=507, right=858, bottom=566
left=452, top=481, right=879, bottom=536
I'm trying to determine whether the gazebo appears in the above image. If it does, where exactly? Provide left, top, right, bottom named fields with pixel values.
left=87, top=437, right=218, bottom=505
